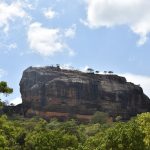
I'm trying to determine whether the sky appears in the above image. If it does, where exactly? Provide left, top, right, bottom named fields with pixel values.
left=0, top=0, right=150, bottom=104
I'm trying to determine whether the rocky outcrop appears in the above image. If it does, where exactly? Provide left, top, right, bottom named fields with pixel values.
left=20, top=66, right=150, bottom=121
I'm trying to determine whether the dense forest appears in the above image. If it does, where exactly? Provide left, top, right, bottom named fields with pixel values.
left=0, top=81, right=150, bottom=150
left=0, top=112, right=149, bottom=150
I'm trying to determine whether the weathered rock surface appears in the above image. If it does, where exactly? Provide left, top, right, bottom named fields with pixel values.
left=20, top=66, right=150, bottom=120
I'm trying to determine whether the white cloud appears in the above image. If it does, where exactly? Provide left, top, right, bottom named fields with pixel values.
left=60, top=63, right=74, bottom=70
left=0, top=42, right=17, bottom=54
left=8, top=43, right=17, bottom=49
left=64, top=24, right=76, bottom=38
left=0, top=68, right=7, bottom=79
left=10, top=97, right=22, bottom=105
left=43, top=8, right=57, bottom=19
left=0, top=1, right=29, bottom=33
left=27, top=22, right=75, bottom=56
left=120, top=73, right=150, bottom=98
left=84, top=0, right=150, bottom=45
left=80, top=65, right=90, bottom=72
left=24, top=0, right=39, bottom=10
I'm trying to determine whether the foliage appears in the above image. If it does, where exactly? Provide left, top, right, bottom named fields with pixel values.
left=0, top=112, right=149, bottom=149
left=86, top=68, right=94, bottom=73
left=91, top=111, right=109, bottom=124
left=0, top=81, right=13, bottom=110
left=135, top=112, right=150, bottom=149
left=115, top=115, right=122, bottom=122
left=0, top=81, right=13, bottom=95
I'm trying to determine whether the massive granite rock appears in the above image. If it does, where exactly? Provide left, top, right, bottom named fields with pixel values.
left=20, top=66, right=150, bottom=121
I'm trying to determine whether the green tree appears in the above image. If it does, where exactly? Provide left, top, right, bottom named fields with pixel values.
left=0, top=115, right=25, bottom=149
left=62, top=134, right=78, bottom=149
left=108, top=71, right=113, bottom=74
left=86, top=68, right=94, bottom=73
left=0, top=81, right=13, bottom=95
left=91, top=111, right=109, bottom=124
left=84, top=120, right=146, bottom=150
left=25, top=130, right=63, bottom=150
left=135, top=112, right=150, bottom=149
left=0, top=81, right=13, bottom=110
left=84, top=124, right=101, bottom=136
left=102, top=121, right=145, bottom=150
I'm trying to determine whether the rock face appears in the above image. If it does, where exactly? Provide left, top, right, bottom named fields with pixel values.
left=20, top=66, right=150, bottom=121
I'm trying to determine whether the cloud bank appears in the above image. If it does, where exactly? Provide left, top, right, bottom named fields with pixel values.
left=85, top=0, right=150, bottom=45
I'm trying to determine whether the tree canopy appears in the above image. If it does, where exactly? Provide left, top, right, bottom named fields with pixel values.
left=0, top=81, right=13, bottom=109
left=0, top=112, right=149, bottom=149
left=0, top=81, right=13, bottom=95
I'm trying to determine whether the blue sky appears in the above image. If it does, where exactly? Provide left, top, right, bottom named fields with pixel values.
left=0, top=0, right=150, bottom=104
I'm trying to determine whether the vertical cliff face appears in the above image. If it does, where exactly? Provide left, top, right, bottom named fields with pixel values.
left=20, top=66, right=150, bottom=120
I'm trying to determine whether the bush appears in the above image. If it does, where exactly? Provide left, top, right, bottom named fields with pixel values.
left=91, top=111, right=109, bottom=124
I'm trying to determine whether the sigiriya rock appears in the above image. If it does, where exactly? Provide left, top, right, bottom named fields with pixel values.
left=20, top=66, right=150, bottom=121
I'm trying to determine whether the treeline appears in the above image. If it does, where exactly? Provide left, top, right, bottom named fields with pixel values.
left=0, top=112, right=149, bottom=150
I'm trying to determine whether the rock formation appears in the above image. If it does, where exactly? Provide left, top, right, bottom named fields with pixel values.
left=20, top=66, right=150, bottom=121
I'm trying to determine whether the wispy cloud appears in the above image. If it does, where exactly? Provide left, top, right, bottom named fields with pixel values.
left=43, top=7, right=57, bottom=19
left=0, top=42, right=17, bottom=54
left=0, top=68, right=7, bottom=79
left=8, top=43, right=17, bottom=49
left=84, top=0, right=150, bottom=45
left=27, top=22, right=75, bottom=57
left=0, top=1, right=30, bottom=33
left=64, top=24, right=76, bottom=38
